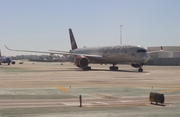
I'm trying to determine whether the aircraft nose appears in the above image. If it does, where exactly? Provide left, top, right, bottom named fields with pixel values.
left=143, top=54, right=149, bottom=63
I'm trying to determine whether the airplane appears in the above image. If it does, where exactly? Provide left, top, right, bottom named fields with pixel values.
left=0, top=50, right=15, bottom=65
left=5, top=28, right=162, bottom=72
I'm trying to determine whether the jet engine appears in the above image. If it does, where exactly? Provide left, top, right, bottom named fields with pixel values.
left=131, top=63, right=141, bottom=68
left=74, top=56, right=89, bottom=68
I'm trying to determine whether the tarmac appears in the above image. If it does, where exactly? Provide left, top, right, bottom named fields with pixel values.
left=0, top=61, right=180, bottom=117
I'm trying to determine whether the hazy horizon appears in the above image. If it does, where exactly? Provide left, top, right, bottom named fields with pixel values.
left=1, top=0, right=180, bottom=56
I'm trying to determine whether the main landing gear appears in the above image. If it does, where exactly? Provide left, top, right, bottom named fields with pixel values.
left=109, top=64, right=118, bottom=71
left=82, top=66, right=91, bottom=70
left=138, top=65, right=143, bottom=72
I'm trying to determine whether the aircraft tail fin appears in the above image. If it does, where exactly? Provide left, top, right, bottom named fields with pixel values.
left=69, top=28, right=78, bottom=50
left=0, top=50, right=1, bottom=57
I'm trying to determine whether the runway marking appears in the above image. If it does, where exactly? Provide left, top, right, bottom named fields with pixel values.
left=58, top=86, right=71, bottom=92
left=161, top=88, right=180, bottom=93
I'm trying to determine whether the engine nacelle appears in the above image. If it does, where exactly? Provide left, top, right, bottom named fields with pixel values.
left=131, top=63, right=141, bottom=68
left=74, top=56, right=89, bottom=68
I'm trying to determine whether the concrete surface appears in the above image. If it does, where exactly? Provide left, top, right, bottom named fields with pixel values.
left=0, top=61, right=180, bottom=117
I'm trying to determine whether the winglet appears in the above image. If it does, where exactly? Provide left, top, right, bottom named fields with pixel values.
left=160, top=46, right=163, bottom=51
left=4, top=45, right=11, bottom=50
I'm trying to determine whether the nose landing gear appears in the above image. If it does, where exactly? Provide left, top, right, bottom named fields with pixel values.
left=138, top=68, right=143, bottom=72
left=138, top=64, right=143, bottom=72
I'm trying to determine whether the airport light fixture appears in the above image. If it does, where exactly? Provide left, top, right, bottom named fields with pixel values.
left=120, top=25, right=123, bottom=45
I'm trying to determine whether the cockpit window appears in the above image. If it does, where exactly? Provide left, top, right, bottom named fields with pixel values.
left=137, top=49, right=147, bottom=53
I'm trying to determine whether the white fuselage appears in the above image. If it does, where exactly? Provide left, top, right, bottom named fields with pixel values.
left=71, top=45, right=149, bottom=64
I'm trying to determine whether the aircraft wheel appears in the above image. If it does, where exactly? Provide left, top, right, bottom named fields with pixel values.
left=87, top=66, right=91, bottom=70
left=8, top=63, right=10, bottom=65
left=109, top=67, right=112, bottom=70
left=138, top=68, right=143, bottom=72
left=83, top=66, right=91, bottom=71
left=114, top=66, right=118, bottom=71
left=12, top=61, right=16, bottom=64
left=109, top=66, right=118, bottom=71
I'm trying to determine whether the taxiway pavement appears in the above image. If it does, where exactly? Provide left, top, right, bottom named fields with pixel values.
left=0, top=61, right=180, bottom=117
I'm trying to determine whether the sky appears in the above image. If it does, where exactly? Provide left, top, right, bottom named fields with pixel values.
left=1, top=0, right=180, bottom=56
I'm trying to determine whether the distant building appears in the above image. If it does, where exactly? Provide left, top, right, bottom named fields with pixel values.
left=146, top=46, right=180, bottom=66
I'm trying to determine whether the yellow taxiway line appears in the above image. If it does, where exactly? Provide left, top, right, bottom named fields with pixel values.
left=58, top=86, right=71, bottom=92
left=161, top=88, right=180, bottom=93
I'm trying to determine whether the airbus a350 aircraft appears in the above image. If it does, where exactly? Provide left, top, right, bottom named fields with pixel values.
left=0, top=50, right=15, bottom=65
left=5, top=28, right=162, bottom=72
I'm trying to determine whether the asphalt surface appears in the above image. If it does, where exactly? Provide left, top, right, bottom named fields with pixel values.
left=0, top=61, right=180, bottom=117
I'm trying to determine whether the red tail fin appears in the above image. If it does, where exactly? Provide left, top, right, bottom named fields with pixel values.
left=0, top=50, right=1, bottom=57
left=69, top=28, right=78, bottom=50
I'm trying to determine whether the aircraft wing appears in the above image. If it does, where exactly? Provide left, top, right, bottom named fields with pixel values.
left=49, top=49, right=104, bottom=58
left=5, top=45, right=104, bottom=59
left=5, top=45, right=59, bottom=55
left=147, top=50, right=163, bottom=54
left=147, top=46, right=164, bottom=54
left=72, top=53, right=103, bottom=59
left=49, top=50, right=70, bottom=53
